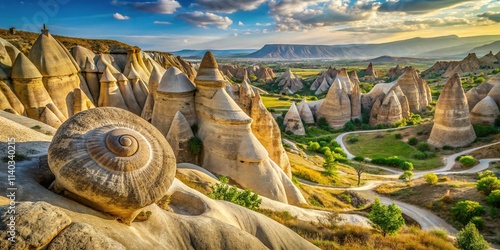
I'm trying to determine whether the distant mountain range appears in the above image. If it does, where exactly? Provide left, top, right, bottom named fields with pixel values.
left=170, top=49, right=257, bottom=58
left=244, top=35, right=500, bottom=60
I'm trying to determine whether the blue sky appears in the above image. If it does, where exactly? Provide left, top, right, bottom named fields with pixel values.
left=1, top=0, right=499, bottom=51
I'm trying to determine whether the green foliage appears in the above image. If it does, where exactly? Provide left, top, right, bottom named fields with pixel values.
left=470, top=216, right=485, bottom=230
left=474, top=77, right=485, bottom=84
left=394, top=133, right=402, bottom=139
left=408, top=137, right=418, bottom=146
left=371, top=156, right=413, bottom=171
left=412, top=151, right=428, bottom=160
left=31, top=125, right=41, bottom=130
left=307, top=141, right=321, bottom=151
left=486, top=190, right=500, bottom=207
left=368, top=198, right=405, bottom=236
left=456, top=222, right=489, bottom=250
left=473, top=124, right=499, bottom=137
left=406, top=113, right=422, bottom=125
left=459, top=155, right=476, bottom=167
left=209, top=176, right=262, bottom=210
left=478, top=170, right=496, bottom=179
left=495, top=115, right=500, bottom=127
left=353, top=156, right=365, bottom=162
left=188, top=136, right=203, bottom=155
left=442, top=145, right=454, bottom=150
left=399, top=171, right=413, bottom=182
left=317, top=117, right=332, bottom=131
left=476, top=176, right=500, bottom=195
left=343, top=121, right=356, bottom=131
left=402, top=162, right=414, bottom=171
left=348, top=137, right=359, bottom=144
left=322, top=150, right=338, bottom=177
left=416, top=142, right=431, bottom=151
left=424, top=173, right=438, bottom=185
left=451, top=200, right=484, bottom=225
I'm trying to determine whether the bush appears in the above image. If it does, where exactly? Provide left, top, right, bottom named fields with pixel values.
left=307, top=141, right=320, bottom=151
left=408, top=137, right=418, bottom=146
left=451, top=200, right=484, bottom=225
left=353, top=156, right=365, bottom=162
left=459, top=155, right=476, bottom=167
left=406, top=113, right=422, bottom=125
left=416, top=142, right=431, bottom=151
left=402, top=162, right=414, bottom=171
left=317, top=117, right=331, bottom=131
left=486, top=190, right=500, bottom=207
left=456, top=222, right=488, bottom=250
left=477, top=170, right=496, bottom=179
left=412, top=151, right=428, bottom=160
left=371, top=156, right=413, bottom=171
left=476, top=176, right=500, bottom=195
left=470, top=216, right=485, bottom=230
left=209, top=176, right=262, bottom=210
left=368, top=198, right=405, bottom=236
left=473, top=124, right=499, bottom=137
left=399, top=171, right=413, bottom=182
left=347, top=137, right=359, bottom=144
left=424, top=173, right=438, bottom=185
left=394, top=133, right=402, bottom=139
left=343, top=121, right=356, bottom=131
left=319, top=146, right=331, bottom=154
left=188, top=137, right=203, bottom=155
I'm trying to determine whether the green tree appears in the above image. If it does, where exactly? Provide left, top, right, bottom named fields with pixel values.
left=486, top=190, right=500, bottom=207
left=451, top=200, right=484, bottom=225
left=459, top=156, right=476, bottom=167
left=476, top=176, right=500, bottom=195
left=399, top=170, right=413, bottom=182
left=408, top=137, right=418, bottom=146
left=456, top=222, right=488, bottom=250
left=424, top=173, right=439, bottom=185
left=368, top=198, right=405, bottom=236
left=209, top=176, right=262, bottom=210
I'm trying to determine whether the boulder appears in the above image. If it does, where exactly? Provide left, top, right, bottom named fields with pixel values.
left=470, top=96, right=500, bottom=125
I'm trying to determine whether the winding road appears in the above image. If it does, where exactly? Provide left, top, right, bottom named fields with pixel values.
left=299, top=128, right=500, bottom=235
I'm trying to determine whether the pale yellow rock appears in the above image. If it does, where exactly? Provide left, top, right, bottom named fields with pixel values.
left=428, top=73, right=476, bottom=148
left=389, top=85, right=411, bottom=119
left=314, top=77, right=330, bottom=95
left=195, top=52, right=306, bottom=205
left=98, top=66, right=128, bottom=110
left=141, top=64, right=166, bottom=121
left=83, top=57, right=100, bottom=102
left=470, top=96, right=500, bottom=125
left=277, top=68, right=303, bottom=94
left=116, top=73, right=141, bottom=115
left=71, top=45, right=96, bottom=71
left=128, top=64, right=149, bottom=109
left=152, top=66, right=196, bottom=136
left=77, top=72, right=95, bottom=104
left=0, top=80, right=24, bottom=115
left=284, top=102, right=305, bottom=135
left=238, top=70, right=255, bottom=114
left=317, top=78, right=351, bottom=129
left=334, top=68, right=353, bottom=94
left=466, top=88, right=481, bottom=111
left=297, top=98, right=315, bottom=124
left=73, top=88, right=95, bottom=115
left=166, top=111, right=196, bottom=164
left=48, top=107, right=176, bottom=225
left=349, top=70, right=360, bottom=86
left=375, top=90, right=403, bottom=126
left=123, top=47, right=151, bottom=83
left=488, top=83, right=500, bottom=107
left=350, top=80, right=362, bottom=120
left=39, top=105, right=63, bottom=128
left=48, top=222, right=126, bottom=250
left=396, top=67, right=422, bottom=112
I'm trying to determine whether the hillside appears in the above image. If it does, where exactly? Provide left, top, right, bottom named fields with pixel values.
left=246, top=35, right=500, bottom=60
left=171, top=49, right=257, bottom=58
left=0, top=28, right=132, bottom=55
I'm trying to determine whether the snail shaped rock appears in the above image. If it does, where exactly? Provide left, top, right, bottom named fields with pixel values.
left=48, top=107, right=176, bottom=225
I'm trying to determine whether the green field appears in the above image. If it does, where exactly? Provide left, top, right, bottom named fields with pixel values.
left=261, top=96, right=293, bottom=109
left=344, top=131, right=443, bottom=170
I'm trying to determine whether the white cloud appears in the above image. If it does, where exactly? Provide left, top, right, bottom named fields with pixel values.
left=193, top=0, right=266, bottom=13
left=256, top=22, right=272, bottom=26
left=153, top=21, right=172, bottom=24
left=112, top=0, right=181, bottom=14
left=239, top=21, right=244, bottom=26
left=113, top=12, right=130, bottom=20
left=177, top=11, right=233, bottom=29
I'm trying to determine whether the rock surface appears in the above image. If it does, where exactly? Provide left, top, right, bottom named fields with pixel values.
left=284, top=102, right=306, bottom=135
left=470, top=96, right=500, bottom=125
left=428, top=73, right=476, bottom=147
left=317, top=79, right=351, bottom=129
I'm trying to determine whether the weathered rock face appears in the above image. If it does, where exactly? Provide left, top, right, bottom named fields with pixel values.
left=166, top=111, right=196, bottom=164
left=314, top=77, right=330, bottom=95
left=349, top=70, right=360, bottom=86
left=238, top=71, right=255, bottom=114
left=284, top=102, right=306, bottom=135
left=372, top=90, right=403, bottom=126
left=365, top=62, right=377, bottom=78
left=310, top=71, right=333, bottom=91
left=141, top=64, right=166, bottom=120
left=350, top=80, right=362, bottom=120
left=334, top=68, right=353, bottom=94
left=297, top=98, right=315, bottom=124
left=194, top=52, right=305, bottom=205
left=470, top=96, right=500, bottom=125
left=390, top=85, right=411, bottom=119
left=11, top=53, right=65, bottom=127
left=250, top=93, right=292, bottom=177
left=48, top=222, right=126, bottom=250
left=428, top=73, right=476, bottom=148
left=478, top=51, right=498, bottom=68
left=361, top=82, right=394, bottom=114
left=98, top=66, right=128, bottom=110
left=443, top=53, right=481, bottom=78
left=152, top=66, right=196, bottom=136
left=395, top=67, right=429, bottom=113
left=317, top=79, right=351, bottom=129
left=28, top=28, right=80, bottom=118
left=277, top=68, right=303, bottom=94
left=488, top=82, right=500, bottom=107
left=465, top=88, right=481, bottom=111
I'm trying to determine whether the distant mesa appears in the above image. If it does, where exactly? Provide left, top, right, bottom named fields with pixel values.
left=422, top=51, right=500, bottom=79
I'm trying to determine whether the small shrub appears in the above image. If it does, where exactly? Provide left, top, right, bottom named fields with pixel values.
left=470, top=216, right=485, bottom=230
left=402, top=162, right=414, bottom=171
left=307, top=141, right=320, bottom=151
left=424, top=173, right=438, bottom=185
left=31, top=125, right=41, bottom=130
left=399, top=170, right=413, bottom=182
left=394, top=133, right=402, bottom=139
left=317, top=117, right=331, bottom=131
left=408, top=137, right=418, bottom=146
left=476, top=176, right=500, bottom=195
left=473, top=124, right=499, bottom=137
left=451, top=200, right=484, bottom=225
left=209, top=176, right=262, bottom=210
left=486, top=190, right=500, bottom=207
left=343, top=121, right=356, bottom=132
left=353, top=155, right=365, bottom=162
left=416, top=142, right=431, bottom=151
left=459, top=155, right=476, bottom=167
left=456, top=222, right=488, bottom=250
left=188, top=136, right=203, bottom=155
left=429, top=228, right=449, bottom=239
left=477, top=170, right=496, bottom=179
left=442, top=145, right=454, bottom=150
left=412, top=151, right=428, bottom=160
left=347, top=137, right=359, bottom=144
